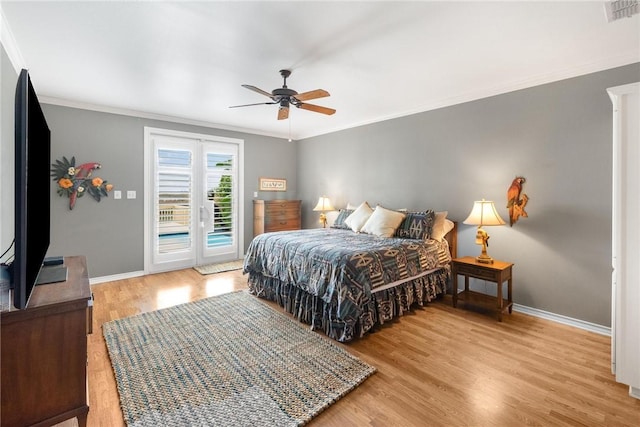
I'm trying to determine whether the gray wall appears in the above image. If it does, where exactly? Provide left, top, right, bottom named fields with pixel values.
left=2, top=30, right=637, bottom=327
left=1, top=45, right=17, bottom=255
left=38, top=105, right=297, bottom=277
left=297, top=63, right=640, bottom=327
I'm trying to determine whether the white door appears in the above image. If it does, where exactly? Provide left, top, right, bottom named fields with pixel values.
left=200, top=142, right=239, bottom=261
left=144, top=127, right=244, bottom=274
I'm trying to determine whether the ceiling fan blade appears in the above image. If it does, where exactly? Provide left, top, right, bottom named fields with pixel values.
left=293, top=89, right=330, bottom=102
left=241, top=84, right=274, bottom=99
left=297, top=103, right=336, bottom=115
left=229, top=102, right=277, bottom=108
left=278, top=105, right=290, bottom=120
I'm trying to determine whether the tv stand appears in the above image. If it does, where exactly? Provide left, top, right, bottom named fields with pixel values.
left=1, top=256, right=92, bottom=427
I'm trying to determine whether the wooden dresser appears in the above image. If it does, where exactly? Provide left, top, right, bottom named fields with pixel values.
left=1, top=256, right=92, bottom=427
left=253, top=199, right=301, bottom=236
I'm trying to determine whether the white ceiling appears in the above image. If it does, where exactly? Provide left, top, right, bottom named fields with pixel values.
left=2, top=1, right=639, bottom=140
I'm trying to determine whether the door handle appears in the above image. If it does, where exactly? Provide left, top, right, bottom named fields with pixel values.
left=200, top=206, right=209, bottom=223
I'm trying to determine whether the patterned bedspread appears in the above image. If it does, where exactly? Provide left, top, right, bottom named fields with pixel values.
left=243, top=228, right=450, bottom=341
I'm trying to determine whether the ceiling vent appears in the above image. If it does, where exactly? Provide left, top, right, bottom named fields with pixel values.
left=605, top=1, right=639, bottom=22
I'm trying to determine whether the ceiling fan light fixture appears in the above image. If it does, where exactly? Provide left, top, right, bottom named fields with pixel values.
left=230, top=70, right=335, bottom=119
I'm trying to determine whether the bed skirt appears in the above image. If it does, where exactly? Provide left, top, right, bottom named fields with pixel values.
left=248, top=268, right=449, bottom=342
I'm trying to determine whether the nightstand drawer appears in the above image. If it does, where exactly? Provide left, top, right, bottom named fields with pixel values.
left=455, top=264, right=496, bottom=281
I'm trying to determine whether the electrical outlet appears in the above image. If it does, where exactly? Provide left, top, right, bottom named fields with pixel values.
left=127, top=190, right=136, bottom=199
left=114, top=190, right=122, bottom=199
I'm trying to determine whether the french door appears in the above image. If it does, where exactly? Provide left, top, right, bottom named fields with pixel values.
left=144, top=127, right=244, bottom=274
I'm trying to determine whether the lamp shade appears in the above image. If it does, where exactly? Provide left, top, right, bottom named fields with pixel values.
left=463, top=199, right=506, bottom=226
left=313, top=196, right=335, bottom=212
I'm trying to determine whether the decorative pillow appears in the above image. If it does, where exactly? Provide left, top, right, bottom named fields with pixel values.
left=431, top=211, right=451, bottom=242
left=443, top=219, right=455, bottom=237
left=331, top=209, right=354, bottom=229
left=361, top=206, right=406, bottom=238
left=347, top=202, right=359, bottom=210
left=344, top=202, right=374, bottom=232
left=394, top=210, right=435, bottom=240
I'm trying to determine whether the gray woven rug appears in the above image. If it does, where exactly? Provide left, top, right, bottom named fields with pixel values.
left=103, top=291, right=376, bottom=427
left=193, top=259, right=244, bottom=275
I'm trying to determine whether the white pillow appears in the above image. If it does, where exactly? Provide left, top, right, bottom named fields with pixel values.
left=431, top=211, right=452, bottom=242
left=347, top=202, right=359, bottom=210
left=344, top=202, right=374, bottom=232
left=443, top=219, right=455, bottom=236
left=361, top=206, right=406, bottom=237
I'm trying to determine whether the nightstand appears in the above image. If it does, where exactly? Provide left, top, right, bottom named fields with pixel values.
left=451, top=256, right=514, bottom=321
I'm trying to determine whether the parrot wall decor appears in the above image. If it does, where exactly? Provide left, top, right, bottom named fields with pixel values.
left=51, top=156, right=113, bottom=210
left=506, top=176, right=528, bottom=226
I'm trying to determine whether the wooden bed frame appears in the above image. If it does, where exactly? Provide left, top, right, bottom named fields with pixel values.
left=444, top=221, right=458, bottom=260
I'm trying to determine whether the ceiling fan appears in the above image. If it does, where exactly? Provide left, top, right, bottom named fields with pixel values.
left=230, top=69, right=336, bottom=120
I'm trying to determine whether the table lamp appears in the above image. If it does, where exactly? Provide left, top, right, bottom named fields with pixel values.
left=463, top=199, right=506, bottom=264
left=313, top=196, right=335, bottom=228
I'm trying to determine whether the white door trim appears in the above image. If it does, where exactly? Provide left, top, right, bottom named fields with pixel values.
left=143, top=127, right=244, bottom=274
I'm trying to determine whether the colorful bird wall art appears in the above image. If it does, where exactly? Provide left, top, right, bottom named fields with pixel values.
left=51, top=156, right=113, bottom=210
left=506, top=176, right=528, bottom=226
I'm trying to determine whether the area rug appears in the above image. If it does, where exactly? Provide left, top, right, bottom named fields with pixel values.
left=193, top=259, right=244, bottom=275
left=103, top=291, right=376, bottom=427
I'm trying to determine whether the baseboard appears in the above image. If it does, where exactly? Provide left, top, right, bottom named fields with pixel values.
left=88, top=272, right=611, bottom=337
left=90, top=270, right=145, bottom=285
left=513, top=303, right=611, bottom=336
left=630, top=387, right=640, bottom=400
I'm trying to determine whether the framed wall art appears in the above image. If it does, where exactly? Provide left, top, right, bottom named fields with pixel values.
left=259, top=177, right=287, bottom=192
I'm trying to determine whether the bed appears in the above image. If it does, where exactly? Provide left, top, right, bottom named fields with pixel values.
left=243, top=205, right=457, bottom=342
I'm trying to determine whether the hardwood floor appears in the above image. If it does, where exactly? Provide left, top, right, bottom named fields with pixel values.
left=81, top=268, right=639, bottom=426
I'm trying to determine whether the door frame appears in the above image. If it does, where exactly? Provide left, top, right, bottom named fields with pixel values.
left=143, top=127, right=244, bottom=274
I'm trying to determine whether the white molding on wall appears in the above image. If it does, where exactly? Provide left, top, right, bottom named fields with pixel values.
left=38, top=54, right=640, bottom=142
left=84, top=275, right=613, bottom=338
left=0, top=5, right=25, bottom=73
left=513, top=303, right=611, bottom=337
left=38, top=95, right=287, bottom=141
left=296, top=53, right=640, bottom=140
left=89, top=270, right=144, bottom=286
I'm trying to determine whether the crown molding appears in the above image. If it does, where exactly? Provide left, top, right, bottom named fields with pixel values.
left=297, top=53, right=640, bottom=140
left=39, top=96, right=289, bottom=141
left=0, top=5, right=25, bottom=73
left=20, top=38, right=640, bottom=143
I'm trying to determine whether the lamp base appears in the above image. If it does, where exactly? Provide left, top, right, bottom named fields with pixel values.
left=476, top=254, right=494, bottom=264
left=319, top=213, right=327, bottom=228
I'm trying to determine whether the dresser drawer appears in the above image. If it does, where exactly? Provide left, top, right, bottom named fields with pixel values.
left=264, top=200, right=298, bottom=210
left=266, top=219, right=301, bottom=232
left=264, top=205, right=300, bottom=219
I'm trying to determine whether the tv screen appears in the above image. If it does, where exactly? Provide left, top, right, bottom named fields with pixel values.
left=13, top=69, right=51, bottom=310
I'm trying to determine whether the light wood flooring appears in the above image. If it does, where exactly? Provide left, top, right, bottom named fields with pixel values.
left=80, top=268, right=639, bottom=426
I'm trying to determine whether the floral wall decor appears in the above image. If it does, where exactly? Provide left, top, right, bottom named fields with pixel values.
left=51, top=156, right=113, bottom=210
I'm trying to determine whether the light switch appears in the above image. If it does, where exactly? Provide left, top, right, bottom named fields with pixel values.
left=253, top=191, right=258, bottom=198
left=114, top=190, right=122, bottom=199
left=127, top=190, right=136, bottom=199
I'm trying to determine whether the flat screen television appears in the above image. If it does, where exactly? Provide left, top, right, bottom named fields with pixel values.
left=12, top=69, right=52, bottom=309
